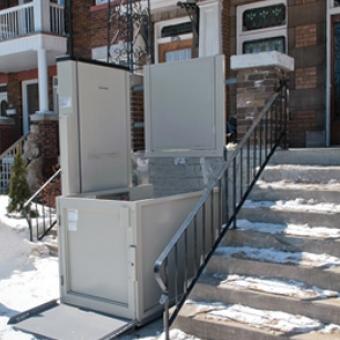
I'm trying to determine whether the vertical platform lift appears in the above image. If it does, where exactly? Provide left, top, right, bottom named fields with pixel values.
left=9, top=56, right=225, bottom=339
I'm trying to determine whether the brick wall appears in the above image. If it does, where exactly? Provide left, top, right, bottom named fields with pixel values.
left=0, top=122, right=16, bottom=154
left=35, top=119, right=59, bottom=179
left=288, top=0, right=326, bottom=147
left=227, top=0, right=326, bottom=147
left=131, top=89, right=145, bottom=151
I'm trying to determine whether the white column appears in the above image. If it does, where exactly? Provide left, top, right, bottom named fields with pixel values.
left=198, top=0, right=222, bottom=57
left=37, top=48, right=50, bottom=114
left=34, top=0, right=51, bottom=32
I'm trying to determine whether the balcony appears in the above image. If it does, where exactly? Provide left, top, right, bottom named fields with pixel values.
left=0, top=0, right=67, bottom=73
left=0, top=1, right=65, bottom=41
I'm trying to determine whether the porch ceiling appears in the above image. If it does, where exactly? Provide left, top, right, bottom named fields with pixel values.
left=0, top=34, right=67, bottom=73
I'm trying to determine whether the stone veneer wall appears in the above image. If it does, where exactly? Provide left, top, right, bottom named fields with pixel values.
left=147, top=156, right=225, bottom=198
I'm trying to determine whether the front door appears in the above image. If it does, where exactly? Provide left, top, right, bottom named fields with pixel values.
left=331, top=16, right=340, bottom=145
left=23, top=81, right=39, bottom=134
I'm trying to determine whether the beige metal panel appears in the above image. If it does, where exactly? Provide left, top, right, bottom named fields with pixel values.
left=58, top=190, right=216, bottom=322
left=135, top=190, right=219, bottom=320
left=77, top=63, right=131, bottom=193
left=145, top=55, right=226, bottom=157
left=58, top=197, right=134, bottom=319
left=58, top=60, right=81, bottom=195
left=57, top=60, right=131, bottom=195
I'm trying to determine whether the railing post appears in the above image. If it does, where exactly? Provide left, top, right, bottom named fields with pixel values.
left=34, top=0, right=50, bottom=33
left=162, top=294, right=170, bottom=340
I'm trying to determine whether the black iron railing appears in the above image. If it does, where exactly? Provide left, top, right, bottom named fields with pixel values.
left=154, top=81, right=289, bottom=339
left=24, top=168, right=61, bottom=242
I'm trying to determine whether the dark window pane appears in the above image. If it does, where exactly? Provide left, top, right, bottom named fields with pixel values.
left=335, top=0, right=340, bottom=7
left=243, top=4, right=286, bottom=31
left=243, top=36, right=285, bottom=54
left=161, top=22, right=192, bottom=38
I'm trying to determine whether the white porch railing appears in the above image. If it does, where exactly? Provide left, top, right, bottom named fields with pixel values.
left=50, top=3, right=65, bottom=36
left=0, top=1, right=65, bottom=42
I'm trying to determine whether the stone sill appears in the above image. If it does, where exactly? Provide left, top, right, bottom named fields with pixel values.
left=231, top=51, right=295, bottom=73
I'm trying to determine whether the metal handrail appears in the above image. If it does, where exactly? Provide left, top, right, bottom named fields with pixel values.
left=24, top=168, right=61, bottom=241
left=154, top=81, right=289, bottom=339
left=0, top=134, right=27, bottom=160
left=24, top=168, right=61, bottom=209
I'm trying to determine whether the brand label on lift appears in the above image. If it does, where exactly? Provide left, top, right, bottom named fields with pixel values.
left=67, top=209, right=78, bottom=231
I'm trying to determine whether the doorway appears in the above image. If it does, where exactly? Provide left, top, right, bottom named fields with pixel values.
left=22, top=79, right=39, bottom=135
left=331, top=15, right=340, bottom=145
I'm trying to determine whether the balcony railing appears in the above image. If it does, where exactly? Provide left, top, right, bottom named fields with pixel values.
left=0, top=1, right=65, bottom=42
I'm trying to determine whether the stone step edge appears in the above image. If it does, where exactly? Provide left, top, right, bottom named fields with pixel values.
left=175, top=303, right=339, bottom=340
left=191, top=277, right=340, bottom=325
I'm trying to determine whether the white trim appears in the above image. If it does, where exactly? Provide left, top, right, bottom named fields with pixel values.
left=326, top=1, right=340, bottom=146
left=236, top=0, right=287, bottom=55
left=150, top=0, right=178, bottom=11
left=22, top=78, right=38, bottom=135
left=53, top=75, right=59, bottom=115
left=154, top=17, right=192, bottom=63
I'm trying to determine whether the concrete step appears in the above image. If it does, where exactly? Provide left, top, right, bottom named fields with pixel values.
left=191, top=274, right=340, bottom=325
left=222, top=228, right=340, bottom=258
left=250, top=182, right=340, bottom=204
left=175, top=302, right=340, bottom=340
left=259, top=165, right=340, bottom=184
left=206, top=255, right=340, bottom=292
left=270, top=149, right=340, bottom=166
left=238, top=202, right=340, bottom=228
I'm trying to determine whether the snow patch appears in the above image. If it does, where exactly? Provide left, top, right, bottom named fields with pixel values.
left=216, top=246, right=340, bottom=268
left=237, top=219, right=340, bottom=239
left=213, top=274, right=338, bottom=300
left=185, top=301, right=323, bottom=334
left=0, top=196, right=59, bottom=340
left=320, top=324, right=340, bottom=334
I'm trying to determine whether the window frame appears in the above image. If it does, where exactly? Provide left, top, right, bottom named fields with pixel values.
left=236, top=0, right=288, bottom=55
left=0, top=83, right=8, bottom=117
left=154, top=17, right=193, bottom=63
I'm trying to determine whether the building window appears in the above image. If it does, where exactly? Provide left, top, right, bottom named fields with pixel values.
left=237, top=0, right=287, bottom=55
left=243, top=4, right=286, bottom=31
left=154, top=18, right=193, bottom=63
left=334, top=0, right=340, bottom=7
left=243, top=36, right=286, bottom=54
left=0, top=85, right=8, bottom=117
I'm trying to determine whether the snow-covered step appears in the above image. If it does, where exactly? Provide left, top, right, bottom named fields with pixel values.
left=215, top=247, right=340, bottom=269
left=239, top=199, right=340, bottom=228
left=222, top=224, right=340, bottom=258
left=175, top=301, right=340, bottom=340
left=250, top=181, right=340, bottom=204
left=259, top=165, right=340, bottom=184
left=190, top=273, right=340, bottom=325
left=207, top=253, right=340, bottom=292
left=270, top=149, right=340, bottom=166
